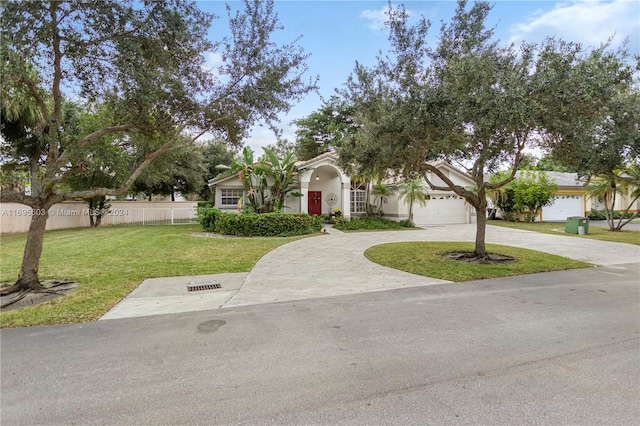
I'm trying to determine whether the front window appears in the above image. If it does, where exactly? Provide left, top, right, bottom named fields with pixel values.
left=351, top=190, right=366, bottom=213
left=220, top=189, right=243, bottom=206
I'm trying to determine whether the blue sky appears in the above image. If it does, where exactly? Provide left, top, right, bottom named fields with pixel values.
left=196, top=0, right=640, bottom=152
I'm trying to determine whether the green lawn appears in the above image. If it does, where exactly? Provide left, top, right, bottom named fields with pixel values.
left=365, top=242, right=591, bottom=282
left=487, top=220, right=640, bottom=246
left=0, top=225, right=309, bottom=327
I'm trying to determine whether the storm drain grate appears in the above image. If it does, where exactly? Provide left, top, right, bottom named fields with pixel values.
left=187, top=280, right=222, bottom=292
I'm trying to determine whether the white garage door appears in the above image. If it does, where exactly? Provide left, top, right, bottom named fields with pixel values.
left=413, top=194, right=468, bottom=225
left=542, top=195, right=584, bottom=221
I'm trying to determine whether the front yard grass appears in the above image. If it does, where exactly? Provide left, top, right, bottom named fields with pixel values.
left=488, top=220, right=640, bottom=246
left=0, top=224, right=309, bottom=328
left=365, top=242, right=591, bottom=282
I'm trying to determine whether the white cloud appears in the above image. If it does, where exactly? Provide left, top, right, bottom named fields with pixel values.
left=360, top=7, right=390, bottom=32
left=360, top=5, right=415, bottom=32
left=244, top=125, right=296, bottom=154
left=509, top=0, right=639, bottom=53
left=203, top=52, right=230, bottom=83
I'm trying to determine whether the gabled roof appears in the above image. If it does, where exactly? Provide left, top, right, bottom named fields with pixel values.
left=426, top=159, right=475, bottom=183
left=295, top=151, right=338, bottom=169
left=208, top=151, right=478, bottom=188
left=208, top=172, right=241, bottom=186
left=209, top=151, right=339, bottom=188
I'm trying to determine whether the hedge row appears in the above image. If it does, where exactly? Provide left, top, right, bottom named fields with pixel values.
left=198, top=208, right=323, bottom=236
left=333, top=216, right=414, bottom=230
left=587, top=209, right=637, bottom=221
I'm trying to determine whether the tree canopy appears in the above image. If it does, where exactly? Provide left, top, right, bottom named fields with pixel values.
left=0, top=0, right=316, bottom=293
left=337, top=0, right=634, bottom=258
left=292, top=97, right=356, bottom=160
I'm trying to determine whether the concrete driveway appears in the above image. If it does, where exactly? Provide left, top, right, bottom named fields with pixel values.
left=224, top=224, right=639, bottom=308
left=101, top=224, right=640, bottom=319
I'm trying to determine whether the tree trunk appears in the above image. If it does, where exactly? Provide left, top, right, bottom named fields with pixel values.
left=2, top=206, right=50, bottom=294
left=474, top=198, right=488, bottom=258
left=88, top=199, right=96, bottom=227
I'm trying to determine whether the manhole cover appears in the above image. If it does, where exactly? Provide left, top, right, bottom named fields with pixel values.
left=187, top=280, right=221, bottom=292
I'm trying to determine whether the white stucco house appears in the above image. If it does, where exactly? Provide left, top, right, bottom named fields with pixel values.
left=207, top=152, right=478, bottom=226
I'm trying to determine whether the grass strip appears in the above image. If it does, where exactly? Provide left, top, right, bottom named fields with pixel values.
left=487, top=221, right=640, bottom=246
left=1, top=225, right=308, bottom=327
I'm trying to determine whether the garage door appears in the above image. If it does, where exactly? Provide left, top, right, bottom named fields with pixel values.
left=413, top=194, right=468, bottom=225
left=542, top=195, right=583, bottom=221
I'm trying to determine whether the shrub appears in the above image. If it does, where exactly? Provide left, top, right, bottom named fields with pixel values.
left=613, top=210, right=636, bottom=219
left=398, top=219, right=415, bottom=228
left=588, top=209, right=637, bottom=220
left=333, top=216, right=408, bottom=230
left=216, top=213, right=323, bottom=237
left=587, top=209, right=607, bottom=220
left=198, top=206, right=222, bottom=232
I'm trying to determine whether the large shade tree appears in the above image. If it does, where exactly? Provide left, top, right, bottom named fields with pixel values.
left=0, top=0, right=316, bottom=294
left=338, top=0, right=633, bottom=259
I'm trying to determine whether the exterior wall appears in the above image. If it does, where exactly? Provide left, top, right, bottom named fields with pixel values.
left=284, top=194, right=301, bottom=213
left=0, top=201, right=197, bottom=234
left=587, top=188, right=639, bottom=213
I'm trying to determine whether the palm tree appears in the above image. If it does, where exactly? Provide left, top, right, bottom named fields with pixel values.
left=398, top=179, right=429, bottom=223
left=372, top=182, right=395, bottom=216
left=587, top=168, right=640, bottom=231
left=260, top=148, right=302, bottom=212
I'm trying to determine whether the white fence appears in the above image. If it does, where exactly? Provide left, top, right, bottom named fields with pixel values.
left=0, top=201, right=198, bottom=233
left=102, top=208, right=197, bottom=226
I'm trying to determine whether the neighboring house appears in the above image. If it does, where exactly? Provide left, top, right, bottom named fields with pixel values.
left=588, top=177, right=640, bottom=215
left=208, top=152, right=477, bottom=226
left=538, top=171, right=587, bottom=221
left=517, top=171, right=639, bottom=221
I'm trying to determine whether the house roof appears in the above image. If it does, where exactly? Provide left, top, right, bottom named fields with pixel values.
left=427, top=160, right=475, bottom=182
left=208, top=152, right=477, bottom=189
left=515, top=170, right=585, bottom=188
left=209, top=151, right=340, bottom=188
left=295, top=151, right=339, bottom=169
left=208, top=172, right=241, bottom=186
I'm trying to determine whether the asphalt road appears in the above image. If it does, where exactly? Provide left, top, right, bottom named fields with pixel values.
left=2, top=263, right=639, bottom=425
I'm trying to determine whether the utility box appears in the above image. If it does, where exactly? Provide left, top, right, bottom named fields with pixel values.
left=566, top=217, right=589, bottom=234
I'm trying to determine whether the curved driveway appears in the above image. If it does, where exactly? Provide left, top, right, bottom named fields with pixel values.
left=224, top=224, right=640, bottom=308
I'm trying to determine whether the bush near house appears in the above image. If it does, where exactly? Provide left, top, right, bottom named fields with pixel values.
left=334, top=216, right=414, bottom=230
left=588, top=209, right=637, bottom=221
left=215, top=212, right=323, bottom=237
left=197, top=206, right=222, bottom=232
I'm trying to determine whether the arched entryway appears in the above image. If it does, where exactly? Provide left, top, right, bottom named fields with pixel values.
left=300, top=161, right=351, bottom=218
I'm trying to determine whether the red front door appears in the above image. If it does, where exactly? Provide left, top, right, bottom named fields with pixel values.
left=308, top=191, right=322, bottom=216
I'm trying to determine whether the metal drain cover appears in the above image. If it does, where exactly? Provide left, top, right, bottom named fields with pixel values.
left=187, top=280, right=222, bottom=292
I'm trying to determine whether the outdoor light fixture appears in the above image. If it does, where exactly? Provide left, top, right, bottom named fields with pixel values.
left=315, top=171, right=319, bottom=180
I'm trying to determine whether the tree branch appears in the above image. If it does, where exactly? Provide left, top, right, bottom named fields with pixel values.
left=0, top=192, right=38, bottom=208
left=78, top=124, right=136, bottom=148
left=423, top=163, right=479, bottom=205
